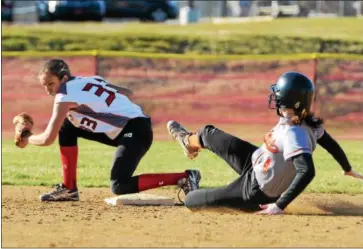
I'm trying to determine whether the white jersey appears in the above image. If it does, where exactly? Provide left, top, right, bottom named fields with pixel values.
left=252, top=117, right=324, bottom=197
left=55, top=76, right=147, bottom=139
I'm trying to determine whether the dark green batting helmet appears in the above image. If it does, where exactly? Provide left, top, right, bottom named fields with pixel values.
left=268, top=71, right=314, bottom=116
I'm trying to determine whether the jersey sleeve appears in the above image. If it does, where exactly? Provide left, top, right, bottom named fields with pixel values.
left=54, top=81, right=79, bottom=104
left=54, top=93, right=74, bottom=104
left=283, top=127, right=312, bottom=160
left=92, top=75, right=108, bottom=84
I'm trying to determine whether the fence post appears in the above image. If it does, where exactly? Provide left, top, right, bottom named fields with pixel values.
left=339, top=0, right=345, bottom=16
left=92, top=50, right=99, bottom=76
left=312, top=53, right=319, bottom=115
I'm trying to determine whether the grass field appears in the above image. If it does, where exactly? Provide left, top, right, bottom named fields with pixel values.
left=3, top=17, right=363, bottom=41
left=2, top=139, right=362, bottom=194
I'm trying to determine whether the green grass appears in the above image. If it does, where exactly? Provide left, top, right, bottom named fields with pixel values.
left=4, top=18, right=363, bottom=54
left=2, top=139, right=362, bottom=194
left=3, top=17, right=363, bottom=41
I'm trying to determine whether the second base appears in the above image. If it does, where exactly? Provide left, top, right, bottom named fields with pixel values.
left=104, top=193, right=174, bottom=206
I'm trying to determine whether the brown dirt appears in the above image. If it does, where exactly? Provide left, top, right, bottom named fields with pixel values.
left=2, top=186, right=363, bottom=247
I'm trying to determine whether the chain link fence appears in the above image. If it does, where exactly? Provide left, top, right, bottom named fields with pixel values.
left=2, top=53, right=363, bottom=135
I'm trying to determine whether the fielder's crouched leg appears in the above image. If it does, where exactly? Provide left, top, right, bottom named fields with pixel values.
left=109, top=136, right=150, bottom=195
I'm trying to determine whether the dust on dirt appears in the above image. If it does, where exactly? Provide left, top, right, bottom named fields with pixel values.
left=2, top=186, right=363, bottom=247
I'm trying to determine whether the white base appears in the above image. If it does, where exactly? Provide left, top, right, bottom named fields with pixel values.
left=104, top=193, right=174, bottom=206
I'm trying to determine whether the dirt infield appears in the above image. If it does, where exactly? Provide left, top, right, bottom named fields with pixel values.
left=2, top=186, right=363, bottom=247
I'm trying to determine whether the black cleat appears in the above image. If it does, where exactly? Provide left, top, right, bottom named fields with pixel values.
left=178, top=170, right=201, bottom=196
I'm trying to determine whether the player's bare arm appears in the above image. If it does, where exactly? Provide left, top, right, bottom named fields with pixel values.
left=28, top=101, right=78, bottom=146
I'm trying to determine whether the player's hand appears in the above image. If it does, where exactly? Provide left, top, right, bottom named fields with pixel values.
left=13, top=112, right=34, bottom=148
left=343, top=169, right=363, bottom=180
left=257, top=203, right=283, bottom=215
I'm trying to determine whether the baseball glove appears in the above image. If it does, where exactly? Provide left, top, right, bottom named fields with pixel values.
left=13, top=112, right=34, bottom=148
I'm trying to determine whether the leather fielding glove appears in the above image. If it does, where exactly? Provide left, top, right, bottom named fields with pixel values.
left=13, top=112, right=34, bottom=148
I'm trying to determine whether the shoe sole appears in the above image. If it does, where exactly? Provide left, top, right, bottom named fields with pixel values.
left=167, top=121, right=199, bottom=160
left=40, top=198, right=79, bottom=202
left=40, top=193, right=79, bottom=202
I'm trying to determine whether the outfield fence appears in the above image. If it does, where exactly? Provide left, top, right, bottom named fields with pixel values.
left=2, top=51, right=363, bottom=134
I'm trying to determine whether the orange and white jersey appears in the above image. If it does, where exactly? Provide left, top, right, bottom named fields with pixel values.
left=252, top=117, right=324, bottom=197
left=55, top=76, right=147, bottom=139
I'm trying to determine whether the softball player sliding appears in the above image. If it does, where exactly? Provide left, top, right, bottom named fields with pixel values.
left=167, top=71, right=363, bottom=215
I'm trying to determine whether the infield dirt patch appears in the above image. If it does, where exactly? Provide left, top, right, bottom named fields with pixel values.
left=2, top=186, right=363, bottom=247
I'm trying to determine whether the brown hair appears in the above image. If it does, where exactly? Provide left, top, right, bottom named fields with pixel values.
left=38, top=59, right=71, bottom=80
left=291, top=109, right=324, bottom=128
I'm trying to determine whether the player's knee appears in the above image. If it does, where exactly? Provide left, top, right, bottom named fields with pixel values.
left=110, top=180, right=127, bottom=195
left=111, top=187, right=123, bottom=195
left=110, top=181, right=118, bottom=195
left=110, top=178, right=137, bottom=195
